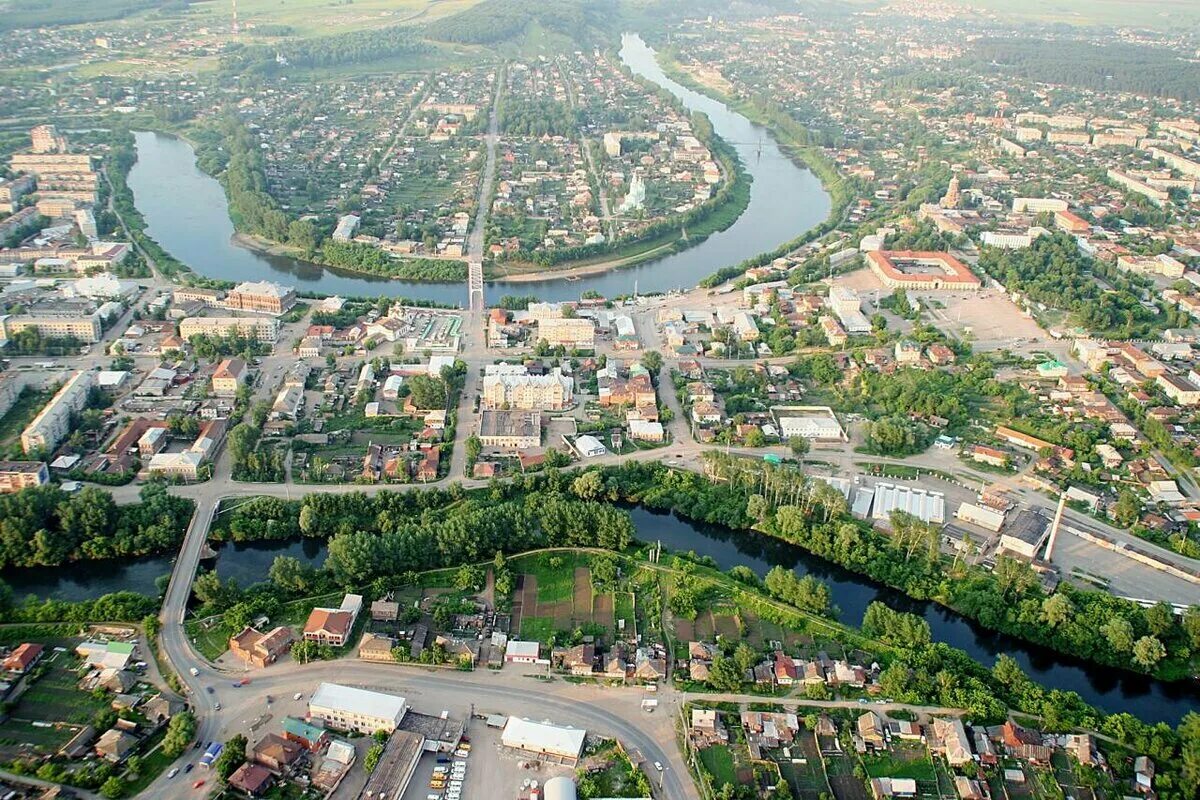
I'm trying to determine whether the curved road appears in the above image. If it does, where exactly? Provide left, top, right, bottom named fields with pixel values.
left=147, top=491, right=695, bottom=800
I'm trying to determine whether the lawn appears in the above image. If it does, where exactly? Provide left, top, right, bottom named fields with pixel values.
left=519, top=615, right=554, bottom=643
left=185, top=616, right=233, bottom=661
left=861, top=752, right=937, bottom=781
left=699, top=744, right=739, bottom=789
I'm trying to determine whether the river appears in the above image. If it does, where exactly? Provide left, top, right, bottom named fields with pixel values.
left=126, top=33, right=830, bottom=304
left=7, top=507, right=1195, bottom=724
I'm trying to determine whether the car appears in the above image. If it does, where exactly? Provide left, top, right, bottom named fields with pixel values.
left=206, top=687, right=214, bottom=694
left=265, top=695, right=272, bottom=704
left=214, top=702, right=221, bottom=710
left=654, top=761, right=663, bottom=772
left=293, top=692, right=303, bottom=700
left=436, top=757, right=451, bottom=764
left=857, top=698, right=869, bottom=704
left=185, top=764, right=194, bottom=773
left=168, top=768, right=179, bottom=779
left=459, top=743, right=471, bottom=751
left=427, top=795, right=441, bottom=800
left=192, top=780, right=205, bottom=789
left=189, top=667, right=199, bottom=677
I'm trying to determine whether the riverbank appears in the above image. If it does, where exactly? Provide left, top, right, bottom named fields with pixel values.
left=652, top=48, right=857, bottom=287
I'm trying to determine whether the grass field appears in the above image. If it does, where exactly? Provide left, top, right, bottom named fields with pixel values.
left=185, top=0, right=480, bottom=38
left=942, top=0, right=1200, bottom=29
left=0, top=387, right=51, bottom=456
left=699, top=744, right=739, bottom=789
left=861, top=750, right=937, bottom=781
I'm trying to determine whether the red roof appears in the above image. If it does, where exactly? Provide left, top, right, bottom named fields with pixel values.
left=867, top=250, right=981, bottom=287
left=304, top=609, right=352, bottom=638
left=3, top=643, right=43, bottom=672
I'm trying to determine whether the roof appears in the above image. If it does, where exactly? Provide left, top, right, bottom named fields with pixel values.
left=304, top=609, right=353, bottom=637
left=228, top=761, right=273, bottom=793
left=282, top=716, right=327, bottom=742
left=501, top=716, right=586, bottom=759
left=309, top=683, right=406, bottom=724
left=867, top=250, right=981, bottom=286
left=505, top=640, right=540, bottom=659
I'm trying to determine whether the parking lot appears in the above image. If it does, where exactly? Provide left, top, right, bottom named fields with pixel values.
left=400, top=721, right=574, bottom=800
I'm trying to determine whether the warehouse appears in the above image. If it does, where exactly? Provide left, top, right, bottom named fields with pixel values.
left=871, top=482, right=945, bottom=524
left=500, top=717, right=586, bottom=765
left=998, top=510, right=1050, bottom=560
left=955, top=502, right=1006, bottom=533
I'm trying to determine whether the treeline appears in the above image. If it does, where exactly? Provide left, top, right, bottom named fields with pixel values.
left=980, top=232, right=1174, bottom=337
left=219, top=25, right=428, bottom=74
left=0, top=484, right=193, bottom=569
left=499, top=98, right=581, bottom=137
left=205, top=115, right=292, bottom=243
left=424, top=0, right=614, bottom=45
left=0, top=0, right=164, bottom=32
left=317, top=242, right=466, bottom=281
left=105, top=132, right=191, bottom=279
left=208, top=487, right=634, bottom=585
left=960, top=39, right=1200, bottom=103
left=611, top=457, right=1200, bottom=681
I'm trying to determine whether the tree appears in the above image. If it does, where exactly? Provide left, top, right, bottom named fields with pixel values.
left=733, top=642, right=757, bottom=676
left=214, top=734, right=247, bottom=781
left=1184, top=606, right=1200, bottom=650
left=161, top=711, right=197, bottom=758
left=1180, top=712, right=1200, bottom=797
left=1144, top=602, right=1175, bottom=637
left=707, top=654, right=743, bottom=691
left=789, top=437, right=810, bottom=460
left=1113, top=489, right=1142, bottom=528
left=100, top=777, right=126, bottom=799
left=571, top=471, right=604, bottom=501
left=1041, top=594, right=1074, bottom=628
left=365, top=742, right=385, bottom=773
left=641, top=350, right=663, bottom=373
left=1132, top=636, right=1166, bottom=670
left=1101, top=616, right=1135, bottom=653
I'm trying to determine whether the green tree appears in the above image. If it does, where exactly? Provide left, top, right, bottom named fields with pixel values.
left=1132, top=636, right=1166, bottom=670
left=100, top=777, right=126, bottom=799
left=161, top=711, right=197, bottom=758
left=1101, top=616, right=1135, bottom=653
left=1041, top=594, right=1074, bottom=628
left=214, top=734, right=247, bottom=781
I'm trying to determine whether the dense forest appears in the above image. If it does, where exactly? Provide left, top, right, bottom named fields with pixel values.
left=219, top=25, right=429, bottom=74
left=209, top=488, right=634, bottom=585
left=317, top=242, right=466, bottom=281
left=0, top=484, right=194, bottom=569
left=959, top=39, right=1200, bottom=103
left=424, top=0, right=615, bottom=45
left=499, top=98, right=581, bottom=138
left=0, top=0, right=174, bottom=32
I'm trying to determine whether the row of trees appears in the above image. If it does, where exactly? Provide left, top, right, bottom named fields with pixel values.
left=0, top=484, right=193, bottom=569
left=316, top=242, right=466, bottom=281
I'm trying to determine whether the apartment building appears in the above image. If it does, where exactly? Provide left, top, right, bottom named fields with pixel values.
left=0, top=175, right=35, bottom=214
left=0, top=461, right=49, bottom=493
left=1107, top=170, right=1170, bottom=206
left=179, top=317, right=279, bottom=342
left=481, top=368, right=573, bottom=411
left=30, top=124, right=67, bottom=154
left=1, top=312, right=103, bottom=343
left=0, top=373, right=24, bottom=419
left=211, top=358, right=247, bottom=397
left=21, top=371, right=93, bottom=454
left=537, top=317, right=596, bottom=350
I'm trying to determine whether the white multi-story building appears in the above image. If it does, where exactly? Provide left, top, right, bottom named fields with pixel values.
left=179, top=317, right=279, bottom=342
left=21, top=371, right=92, bottom=454
left=308, top=683, right=407, bottom=734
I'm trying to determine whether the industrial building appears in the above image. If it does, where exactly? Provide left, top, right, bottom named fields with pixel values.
left=862, top=482, right=946, bottom=524
left=998, top=510, right=1050, bottom=559
left=479, top=409, right=542, bottom=449
left=500, top=717, right=587, bottom=765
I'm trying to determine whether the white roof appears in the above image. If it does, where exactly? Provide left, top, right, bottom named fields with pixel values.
left=872, top=482, right=945, bottom=524
left=310, top=683, right=406, bottom=724
left=96, top=370, right=129, bottom=386
left=575, top=434, right=607, bottom=456
left=505, top=640, right=539, bottom=659
left=326, top=739, right=355, bottom=765
left=501, top=716, right=586, bottom=759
